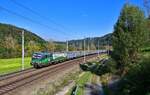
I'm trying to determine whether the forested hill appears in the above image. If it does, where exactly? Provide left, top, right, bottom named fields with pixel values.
left=67, top=33, right=112, bottom=50
left=0, top=23, right=46, bottom=44
left=0, top=23, right=47, bottom=58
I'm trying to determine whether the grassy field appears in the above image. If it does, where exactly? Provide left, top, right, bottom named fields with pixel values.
left=0, top=57, right=32, bottom=75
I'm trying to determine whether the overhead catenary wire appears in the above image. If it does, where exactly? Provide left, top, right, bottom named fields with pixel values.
left=9, top=0, right=79, bottom=51
left=10, top=0, right=68, bottom=30
left=10, top=0, right=75, bottom=38
left=0, top=5, right=69, bottom=38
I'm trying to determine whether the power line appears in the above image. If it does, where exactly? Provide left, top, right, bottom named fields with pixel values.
left=10, top=0, right=81, bottom=51
left=0, top=5, right=69, bottom=37
left=10, top=0, right=72, bottom=35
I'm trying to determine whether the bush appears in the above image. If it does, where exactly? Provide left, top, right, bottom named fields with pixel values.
left=80, top=64, right=89, bottom=71
left=116, top=57, right=150, bottom=95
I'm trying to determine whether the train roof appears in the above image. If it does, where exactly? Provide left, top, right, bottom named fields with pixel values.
left=33, top=52, right=52, bottom=55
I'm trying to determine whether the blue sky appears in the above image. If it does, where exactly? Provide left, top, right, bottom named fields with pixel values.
left=0, top=0, right=145, bottom=41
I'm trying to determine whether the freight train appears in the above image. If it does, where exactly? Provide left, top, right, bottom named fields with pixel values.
left=30, top=50, right=106, bottom=68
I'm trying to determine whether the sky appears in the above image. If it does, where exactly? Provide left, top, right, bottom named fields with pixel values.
left=0, top=0, right=146, bottom=41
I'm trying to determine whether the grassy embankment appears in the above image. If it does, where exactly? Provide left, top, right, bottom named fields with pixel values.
left=0, top=57, right=31, bottom=75
left=65, top=72, right=92, bottom=95
left=76, top=72, right=92, bottom=95
left=66, top=54, right=109, bottom=95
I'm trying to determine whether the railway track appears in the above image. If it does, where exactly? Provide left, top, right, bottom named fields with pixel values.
left=0, top=54, right=98, bottom=95
left=0, top=68, right=35, bottom=81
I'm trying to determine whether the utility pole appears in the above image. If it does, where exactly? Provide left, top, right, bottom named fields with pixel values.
left=22, top=30, right=24, bottom=70
left=84, top=37, right=86, bottom=63
left=66, top=40, right=68, bottom=52
left=98, top=40, right=100, bottom=56
left=52, top=41, right=55, bottom=53
left=88, top=38, right=90, bottom=52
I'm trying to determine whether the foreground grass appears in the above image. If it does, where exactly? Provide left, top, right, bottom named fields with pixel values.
left=0, top=57, right=31, bottom=75
left=76, top=72, right=92, bottom=95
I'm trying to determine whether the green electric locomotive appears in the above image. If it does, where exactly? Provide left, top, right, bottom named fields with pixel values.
left=31, top=52, right=67, bottom=68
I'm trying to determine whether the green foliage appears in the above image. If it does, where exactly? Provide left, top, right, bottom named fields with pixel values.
left=80, top=60, right=116, bottom=76
left=111, top=4, right=147, bottom=74
left=80, top=64, right=89, bottom=71
left=68, top=45, right=77, bottom=51
left=146, top=18, right=150, bottom=40
left=116, top=57, right=150, bottom=95
left=46, top=40, right=55, bottom=52
left=141, top=18, right=150, bottom=50
left=55, top=44, right=66, bottom=52
left=94, top=60, right=112, bottom=76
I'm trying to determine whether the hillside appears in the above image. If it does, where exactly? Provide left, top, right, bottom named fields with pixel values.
left=0, top=23, right=46, bottom=44
left=0, top=23, right=47, bottom=58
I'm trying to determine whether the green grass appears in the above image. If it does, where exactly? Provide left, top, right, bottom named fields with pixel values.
left=98, top=54, right=109, bottom=59
left=76, top=72, right=92, bottom=95
left=0, top=57, right=31, bottom=75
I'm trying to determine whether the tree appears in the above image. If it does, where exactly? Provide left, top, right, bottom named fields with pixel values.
left=3, top=35, right=17, bottom=49
left=26, top=41, right=40, bottom=55
left=78, top=42, right=83, bottom=50
left=111, top=4, right=146, bottom=75
left=46, top=40, right=55, bottom=52
left=145, top=18, right=150, bottom=46
left=3, top=35, right=19, bottom=58
left=116, top=57, right=150, bottom=95
left=55, top=44, right=66, bottom=52
left=90, top=42, right=96, bottom=50
left=68, top=45, right=77, bottom=51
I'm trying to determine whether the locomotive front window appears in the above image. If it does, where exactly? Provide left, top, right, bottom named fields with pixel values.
left=32, top=55, right=43, bottom=59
